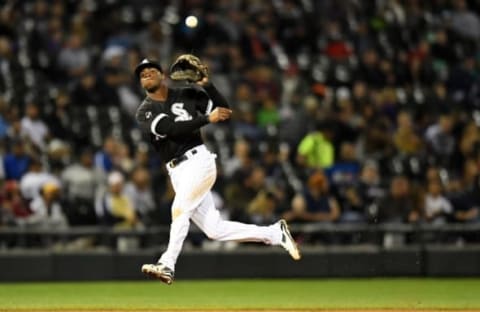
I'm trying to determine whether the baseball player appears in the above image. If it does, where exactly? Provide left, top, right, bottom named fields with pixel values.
left=134, top=55, right=300, bottom=285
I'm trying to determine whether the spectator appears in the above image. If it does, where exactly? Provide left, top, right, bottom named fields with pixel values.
left=450, top=0, right=480, bottom=41
left=0, top=97, right=9, bottom=139
left=0, top=181, right=31, bottom=226
left=260, top=143, right=286, bottom=183
left=453, top=200, right=479, bottom=224
left=58, top=33, right=90, bottom=78
left=376, top=175, right=418, bottom=223
left=448, top=57, right=477, bottom=107
left=20, top=102, right=50, bottom=151
left=331, top=99, right=361, bottom=146
left=61, top=148, right=103, bottom=225
left=71, top=72, right=103, bottom=107
left=422, top=179, right=453, bottom=224
left=448, top=159, right=480, bottom=224
left=282, top=171, right=340, bottom=223
left=247, top=189, right=279, bottom=225
left=124, top=167, right=156, bottom=225
left=256, top=98, right=280, bottom=129
left=98, top=46, right=127, bottom=107
left=95, top=171, right=139, bottom=229
left=223, top=138, right=253, bottom=178
left=459, top=121, right=480, bottom=160
left=393, top=111, right=423, bottom=156
left=94, top=136, right=119, bottom=174
left=297, top=123, right=335, bottom=169
left=278, top=95, right=319, bottom=150
left=44, top=90, right=74, bottom=142
left=423, top=82, right=451, bottom=120
left=20, top=158, right=60, bottom=201
left=0, top=36, right=27, bottom=108
left=224, top=166, right=268, bottom=222
left=430, top=30, right=456, bottom=66
left=359, top=113, right=393, bottom=159
left=136, top=21, right=172, bottom=66
left=325, top=142, right=361, bottom=190
left=23, top=182, right=68, bottom=229
left=376, top=174, right=421, bottom=247
left=341, top=160, right=386, bottom=223
left=112, top=142, right=134, bottom=174
left=355, top=49, right=385, bottom=88
left=3, top=140, right=30, bottom=181
left=424, top=113, right=456, bottom=166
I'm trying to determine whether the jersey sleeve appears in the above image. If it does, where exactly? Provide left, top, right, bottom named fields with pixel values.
left=136, top=105, right=209, bottom=138
left=203, top=83, right=229, bottom=109
left=190, top=83, right=230, bottom=115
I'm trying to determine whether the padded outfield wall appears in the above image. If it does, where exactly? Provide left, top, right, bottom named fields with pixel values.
left=1, top=246, right=479, bottom=281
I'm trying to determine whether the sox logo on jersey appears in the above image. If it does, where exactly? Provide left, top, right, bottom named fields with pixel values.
left=171, top=103, right=192, bottom=121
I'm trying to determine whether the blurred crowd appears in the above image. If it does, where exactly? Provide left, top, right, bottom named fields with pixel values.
left=1, top=0, right=480, bottom=248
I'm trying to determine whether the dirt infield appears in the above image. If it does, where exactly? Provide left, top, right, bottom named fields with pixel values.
left=7, top=309, right=479, bottom=312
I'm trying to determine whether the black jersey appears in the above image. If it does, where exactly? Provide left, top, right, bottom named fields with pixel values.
left=135, top=83, right=228, bottom=162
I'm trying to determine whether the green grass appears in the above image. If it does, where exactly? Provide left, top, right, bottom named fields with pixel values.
left=0, top=279, right=479, bottom=310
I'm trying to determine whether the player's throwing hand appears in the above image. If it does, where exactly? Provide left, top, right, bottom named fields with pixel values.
left=208, top=107, right=232, bottom=123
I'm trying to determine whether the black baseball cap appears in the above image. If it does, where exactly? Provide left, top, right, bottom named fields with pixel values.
left=134, top=58, right=163, bottom=79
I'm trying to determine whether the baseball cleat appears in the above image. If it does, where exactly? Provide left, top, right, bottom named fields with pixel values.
left=141, top=263, right=174, bottom=285
left=279, top=219, right=301, bottom=260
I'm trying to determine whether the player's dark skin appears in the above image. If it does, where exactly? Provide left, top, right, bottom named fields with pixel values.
left=139, top=67, right=232, bottom=123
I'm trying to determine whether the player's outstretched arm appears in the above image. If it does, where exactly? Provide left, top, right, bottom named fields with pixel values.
left=136, top=107, right=208, bottom=138
left=136, top=106, right=232, bottom=139
left=196, top=77, right=230, bottom=109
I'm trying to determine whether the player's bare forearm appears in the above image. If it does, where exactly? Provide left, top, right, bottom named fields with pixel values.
left=208, top=107, right=232, bottom=123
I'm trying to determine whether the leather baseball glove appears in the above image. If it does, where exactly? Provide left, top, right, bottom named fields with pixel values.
left=169, top=54, right=208, bottom=82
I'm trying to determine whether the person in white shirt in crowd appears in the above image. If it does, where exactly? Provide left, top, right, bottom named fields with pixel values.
left=58, top=33, right=91, bottom=78
left=61, top=148, right=104, bottom=225
left=20, top=158, right=60, bottom=201
left=20, top=102, right=50, bottom=151
left=423, top=179, right=453, bottom=225
left=23, top=182, right=68, bottom=229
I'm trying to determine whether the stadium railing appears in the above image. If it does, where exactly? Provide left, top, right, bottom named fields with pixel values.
left=0, top=222, right=479, bottom=250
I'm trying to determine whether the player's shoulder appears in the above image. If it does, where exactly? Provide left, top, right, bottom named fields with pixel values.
left=136, top=97, right=151, bottom=113
left=135, top=97, right=157, bottom=121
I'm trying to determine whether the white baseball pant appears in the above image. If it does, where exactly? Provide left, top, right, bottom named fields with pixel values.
left=158, top=145, right=282, bottom=270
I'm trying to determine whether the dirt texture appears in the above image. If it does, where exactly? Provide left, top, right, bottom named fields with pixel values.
left=4, top=309, right=479, bottom=312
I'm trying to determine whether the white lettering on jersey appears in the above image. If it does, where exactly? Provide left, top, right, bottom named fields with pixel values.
left=171, top=103, right=192, bottom=122
left=150, top=113, right=168, bottom=138
left=205, top=99, right=213, bottom=115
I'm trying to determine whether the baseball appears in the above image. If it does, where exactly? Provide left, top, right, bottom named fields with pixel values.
left=185, top=15, right=198, bottom=28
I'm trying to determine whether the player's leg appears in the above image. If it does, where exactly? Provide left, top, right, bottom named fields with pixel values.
left=192, top=192, right=279, bottom=243
left=142, top=153, right=217, bottom=283
left=191, top=192, right=301, bottom=259
left=159, top=165, right=217, bottom=264
left=157, top=199, right=193, bottom=271
left=141, top=194, right=193, bottom=284
left=154, top=171, right=215, bottom=271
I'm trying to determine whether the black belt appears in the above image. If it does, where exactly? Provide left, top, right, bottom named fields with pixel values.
left=167, top=149, right=198, bottom=168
